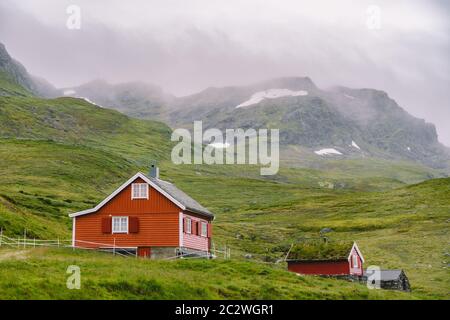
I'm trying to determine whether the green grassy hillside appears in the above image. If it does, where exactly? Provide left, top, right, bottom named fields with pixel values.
left=0, top=94, right=175, bottom=238
left=0, top=247, right=417, bottom=300
left=0, top=71, right=32, bottom=97
left=0, top=96, right=173, bottom=160
left=191, top=173, right=450, bottom=299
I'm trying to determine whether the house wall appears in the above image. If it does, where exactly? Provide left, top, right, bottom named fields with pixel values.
left=349, top=247, right=364, bottom=275
left=287, top=260, right=350, bottom=275
left=74, top=177, right=180, bottom=249
left=182, top=212, right=210, bottom=252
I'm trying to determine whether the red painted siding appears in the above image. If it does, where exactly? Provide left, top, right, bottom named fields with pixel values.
left=182, top=212, right=210, bottom=252
left=137, top=247, right=151, bottom=258
left=74, top=177, right=181, bottom=248
left=287, top=246, right=364, bottom=276
left=287, top=260, right=350, bottom=275
left=100, top=178, right=178, bottom=214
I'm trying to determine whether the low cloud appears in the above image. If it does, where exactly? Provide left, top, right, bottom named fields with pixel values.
left=0, top=0, right=449, bottom=145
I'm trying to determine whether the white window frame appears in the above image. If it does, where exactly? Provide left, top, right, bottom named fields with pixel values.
left=201, top=222, right=207, bottom=237
left=186, top=218, right=192, bottom=234
left=131, top=183, right=149, bottom=199
left=352, top=254, right=358, bottom=268
left=112, top=216, right=128, bottom=234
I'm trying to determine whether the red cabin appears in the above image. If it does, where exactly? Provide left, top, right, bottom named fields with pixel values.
left=69, top=166, right=214, bottom=258
left=286, top=241, right=364, bottom=276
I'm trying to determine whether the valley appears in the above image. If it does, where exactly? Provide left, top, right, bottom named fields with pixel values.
left=0, top=42, right=448, bottom=300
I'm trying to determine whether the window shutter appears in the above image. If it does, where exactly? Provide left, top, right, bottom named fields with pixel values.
left=129, top=217, right=139, bottom=233
left=183, top=218, right=186, bottom=233
left=102, top=217, right=112, bottom=233
left=207, top=223, right=212, bottom=237
left=197, top=222, right=201, bottom=236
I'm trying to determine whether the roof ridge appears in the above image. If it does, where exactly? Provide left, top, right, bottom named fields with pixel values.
left=69, top=172, right=214, bottom=219
left=141, top=172, right=213, bottom=218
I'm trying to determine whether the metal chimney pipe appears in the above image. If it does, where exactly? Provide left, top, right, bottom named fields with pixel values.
left=149, top=161, right=159, bottom=179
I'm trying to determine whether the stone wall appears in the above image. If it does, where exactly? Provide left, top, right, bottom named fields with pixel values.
left=150, top=247, right=178, bottom=259
left=321, top=272, right=411, bottom=292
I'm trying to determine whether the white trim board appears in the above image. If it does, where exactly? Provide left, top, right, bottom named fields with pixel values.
left=68, top=172, right=186, bottom=218
left=347, top=242, right=365, bottom=263
left=72, top=217, right=76, bottom=247
left=179, top=212, right=184, bottom=247
left=131, top=183, right=149, bottom=200
left=112, top=216, right=129, bottom=234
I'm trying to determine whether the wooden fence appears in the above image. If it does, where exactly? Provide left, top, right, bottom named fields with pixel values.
left=0, top=228, right=230, bottom=260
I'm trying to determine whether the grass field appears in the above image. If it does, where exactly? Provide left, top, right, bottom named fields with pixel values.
left=0, top=247, right=420, bottom=300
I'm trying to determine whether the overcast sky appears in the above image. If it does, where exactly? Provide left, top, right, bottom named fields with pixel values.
left=0, top=0, right=449, bottom=145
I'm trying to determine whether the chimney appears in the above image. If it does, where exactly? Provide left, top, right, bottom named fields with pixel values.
left=149, top=161, right=159, bottom=179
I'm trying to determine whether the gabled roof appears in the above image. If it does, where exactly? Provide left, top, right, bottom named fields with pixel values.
left=364, top=269, right=404, bottom=281
left=348, top=242, right=365, bottom=263
left=147, top=175, right=213, bottom=217
left=286, top=241, right=364, bottom=262
left=69, top=172, right=214, bottom=219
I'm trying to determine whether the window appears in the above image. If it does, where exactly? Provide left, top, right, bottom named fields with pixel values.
left=112, top=216, right=128, bottom=233
left=201, top=222, right=207, bottom=237
left=186, top=218, right=192, bottom=234
left=352, top=255, right=358, bottom=268
left=132, top=183, right=148, bottom=199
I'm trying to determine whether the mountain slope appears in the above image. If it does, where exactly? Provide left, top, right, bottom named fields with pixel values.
left=167, top=77, right=319, bottom=124
left=169, top=77, right=450, bottom=170
left=0, top=43, right=57, bottom=97
left=0, top=95, right=173, bottom=160
left=59, top=79, right=174, bottom=120
left=67, top=75, right=450, bottom=170
left=0, top=70, right=31, bottom=97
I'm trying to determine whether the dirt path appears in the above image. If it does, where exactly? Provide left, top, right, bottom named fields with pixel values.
left=0, top=250, right=29, bottom=261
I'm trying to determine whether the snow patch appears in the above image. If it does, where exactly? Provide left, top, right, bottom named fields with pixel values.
left=343, top=94, right=356, bottom=100
left=314, top=148, right=343, bottom=156
left=351, top=141, right=361, bottom=150
left=236, top=89, right=308, bottom=108
left=63, top=89, right=76, bottom=96
left=81, top=97, right=103, bottom=108
left=208, top=142, right=230, bottom=149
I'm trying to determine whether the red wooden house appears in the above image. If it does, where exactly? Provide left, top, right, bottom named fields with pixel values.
left=286, top=241, right=364, bottom=276
left=69, top=166, right=214, bottom=258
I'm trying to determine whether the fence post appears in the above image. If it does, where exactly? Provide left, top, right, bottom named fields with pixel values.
left=57, top=238, right=60, bottom=247
left=17, top=237, right=20, bottom=249
left=23, top=229, right=26, bottom=249
left=0, top=228, right=3, bottom=247
left=113, top=238, right=116, bottom=256
left=34, top=238, right=36, bottom=248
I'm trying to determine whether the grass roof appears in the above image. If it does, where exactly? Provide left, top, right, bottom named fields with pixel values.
left=287, top=241, right=354, bottom=261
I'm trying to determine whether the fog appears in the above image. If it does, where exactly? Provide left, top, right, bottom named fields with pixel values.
left=0, top=0, right=449, bottom=145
